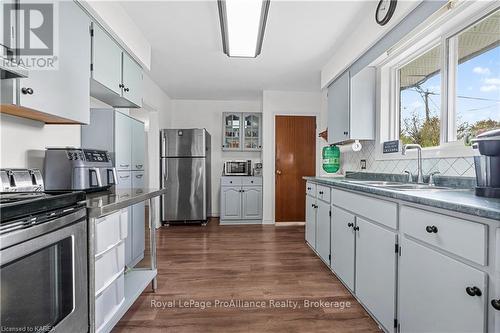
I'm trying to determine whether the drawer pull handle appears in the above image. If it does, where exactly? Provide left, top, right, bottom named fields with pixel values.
left=347, top=222, right=354, bottom=228
left=492, top=299, right=500, bottom=310
left=425, top=225, right=438, bottom=233
left=466, top=286, right=482, bottom=297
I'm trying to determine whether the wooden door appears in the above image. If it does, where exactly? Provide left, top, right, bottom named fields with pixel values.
left=275, top=116, right=316, bottom=222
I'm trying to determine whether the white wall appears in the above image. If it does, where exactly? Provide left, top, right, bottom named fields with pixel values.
left=170, top=99, right=262, bottom=216
left=321, top=0, right=421, bottom=88
left=262, top=90, right=323, bottom=224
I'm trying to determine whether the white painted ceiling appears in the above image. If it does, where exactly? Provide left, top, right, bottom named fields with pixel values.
left=119, top=1, right=374, bottom=100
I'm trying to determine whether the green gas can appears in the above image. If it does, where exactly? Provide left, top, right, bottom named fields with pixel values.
left=322, top=145, right=340, bottom=173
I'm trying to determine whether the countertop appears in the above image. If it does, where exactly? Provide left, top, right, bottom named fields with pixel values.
left=86, top=188, right=166, bottom=218
left=304, top=176, right=500, bottom=221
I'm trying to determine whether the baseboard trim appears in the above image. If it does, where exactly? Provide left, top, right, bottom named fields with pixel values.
left=275, top=222, right=305, bottom=226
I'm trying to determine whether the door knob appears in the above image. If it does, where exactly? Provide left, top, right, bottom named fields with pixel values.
left=276, top=170, right=282, bottom=175
left=466, top=286, right=482, bottom=297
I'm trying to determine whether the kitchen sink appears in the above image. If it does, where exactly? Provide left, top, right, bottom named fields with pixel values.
left=342, top=179, right=453, bottom=191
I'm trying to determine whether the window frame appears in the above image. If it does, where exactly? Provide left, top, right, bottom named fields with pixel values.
left=374, top=1, right=500, bottom=161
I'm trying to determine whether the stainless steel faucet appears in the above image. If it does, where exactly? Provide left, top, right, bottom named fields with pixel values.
left=402, top=144, right=423, bottom=183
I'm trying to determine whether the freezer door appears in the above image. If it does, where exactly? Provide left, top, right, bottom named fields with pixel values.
left=160, top=129, right=206, bottom=157
left=161, top=157, right=206, bottom=221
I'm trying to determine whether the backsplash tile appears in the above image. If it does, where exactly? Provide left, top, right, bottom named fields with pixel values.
left=339, top=141, right=476, bottom=178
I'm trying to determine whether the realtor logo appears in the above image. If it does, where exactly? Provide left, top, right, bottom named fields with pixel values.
left=3, top=2, right=58, bottom=69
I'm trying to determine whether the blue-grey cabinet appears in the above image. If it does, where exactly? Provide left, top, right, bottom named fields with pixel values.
left=330, top=207, right=356, bottom=291
left=327, top=67, right=375, bottom=144
left=90, top=23, right=142, bottom=108
left=305, top=194, right=316, bottom=248
left=316, top=200, right=330, bottom=265
left=16, top=1, right=90, bottom=123
left=220, top=177, right=262, bottom=224
left=131, top=119, right=145, bottom=170
left=115, top=111, right=132, bottom=171
left=222, top=112, right=262, bottom=151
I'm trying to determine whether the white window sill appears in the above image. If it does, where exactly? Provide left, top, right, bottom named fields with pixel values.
left=374, top=142, right=479, bottom=161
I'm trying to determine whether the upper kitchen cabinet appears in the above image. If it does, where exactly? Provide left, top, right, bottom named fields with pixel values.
left=90, top=23, right=143, bottom=108
left=91, top=24, right=122, bottom=96
left=328, top=67, right=375, bottom=144
left=1, top=1, right=91, bottom=124
left=222, top=112, right=262, bottom=151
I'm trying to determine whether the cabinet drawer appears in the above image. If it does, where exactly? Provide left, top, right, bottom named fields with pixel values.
left=316, top=185, right=331, bottom=203
left=95, top=272, right=124, bottom=333
left=332, top=189, right=397, bottom=229
left=221, top=177, right=242, bottom=186
left=242, top=177, right=262, bottom=186
left=95, top=209, right=128, bottom=254
left=95, top=241, right=125, bottom=295
left=306, top=182, right=317, bottom=197
left=401, top=206, right=487, bottom=265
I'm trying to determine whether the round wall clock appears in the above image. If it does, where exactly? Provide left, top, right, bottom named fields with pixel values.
left=375, top=0, right=397, bottom=26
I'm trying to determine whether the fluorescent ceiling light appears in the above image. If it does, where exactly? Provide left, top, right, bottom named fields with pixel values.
left=218, top=0, right=270, bottom=58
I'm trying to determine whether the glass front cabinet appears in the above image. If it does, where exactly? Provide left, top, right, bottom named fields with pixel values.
left=222, top=112, right=262, bottom=151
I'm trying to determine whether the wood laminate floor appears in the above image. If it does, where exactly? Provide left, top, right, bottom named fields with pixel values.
left=114, top=219, right=380, bottom=333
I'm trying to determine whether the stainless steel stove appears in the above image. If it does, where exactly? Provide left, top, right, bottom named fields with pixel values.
left=0, top=169, right=89, bottom=333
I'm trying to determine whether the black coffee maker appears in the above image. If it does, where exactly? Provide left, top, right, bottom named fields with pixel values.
left=472, top=129, right=500, bottom=198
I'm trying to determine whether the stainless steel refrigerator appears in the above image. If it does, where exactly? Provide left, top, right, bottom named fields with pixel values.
left=160, top=129, right=211, bottom=223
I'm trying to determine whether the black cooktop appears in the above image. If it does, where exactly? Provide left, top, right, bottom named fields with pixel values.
left=0, top=191, right=86, bottom=223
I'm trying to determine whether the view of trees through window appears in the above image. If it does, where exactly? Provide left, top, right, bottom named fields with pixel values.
left=399, top=9, right=500, bottom=148
left=399, top=45, right=442, bottom=148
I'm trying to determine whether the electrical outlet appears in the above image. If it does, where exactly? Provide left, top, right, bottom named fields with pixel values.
left=360, top=159, right=367, bottom=170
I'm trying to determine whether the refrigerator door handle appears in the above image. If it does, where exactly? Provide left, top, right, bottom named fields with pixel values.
left=161, top=134, right=166, bottom=157
left=161, top=159, right=168, bottom=187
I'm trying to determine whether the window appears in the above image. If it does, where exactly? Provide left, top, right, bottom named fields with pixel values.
left=449, top=9, right=500, bottom=142
left=399, top=44, right=442, bottom=148
left=387, top=6, right=500, bottom=153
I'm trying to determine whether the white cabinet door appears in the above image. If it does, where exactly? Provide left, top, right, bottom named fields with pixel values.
left=328, top=70, right=350, bottom=144
left=350, top=67, right=375, bottom=140
left=122, top=53, right=143, bottom=107
left=242, top=186, right=262, bottom=219
left=130, top=171, right=145, bottom=267
left=305, top=195, right=316, bottom=248
left=331, top=207, right=355, bottom=291
left=91, top=23, right=122, bottom=95
left=116, top=170, right=132, bottom=189
left=221, top=187, right=242, bottom=220
left=222, top=112, right=242, bottom=150
left=131, top=119, right=145, bottom=170
left=399, top=238, right=486, bottom=333
left=316, top=200, right=331, bottom=265
left=18, top=1, right=90, bottom=123
left=356, top=217, right=397, bottom=332
left=114, top=112, right=132, bottom=171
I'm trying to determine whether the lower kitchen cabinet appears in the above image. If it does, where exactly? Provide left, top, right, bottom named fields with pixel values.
left=220, top=177, right=262, bottom=224
left=355, top=217, right=397, bottom=332
left=316, top=200, right=331, bottom=265
left=305, top=194, right=316, bottom=248
left=399, top=237, right=486, bottom=333
left=331, top=206, right=356, bottom=291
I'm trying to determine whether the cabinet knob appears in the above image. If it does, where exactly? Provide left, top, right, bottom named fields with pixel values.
left=119, top=83, right=124, bottom=88
left=21, top=87, right=33, bottom=95
left=466, top=286, right=482, bottom=297
left=124, top=87, right=130, bottom=92
left=307, top=187, right=311, bottom=190
left=492, top=299, right=500, bottom=311
left=353, top=226, right=359, bottom=231
left=347, top=222, right=354, bottom=228
left=425, top=225, right=438, bottom=233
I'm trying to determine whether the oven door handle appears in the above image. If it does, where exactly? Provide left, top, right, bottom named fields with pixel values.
left=89, top=168, right=102, bottom=188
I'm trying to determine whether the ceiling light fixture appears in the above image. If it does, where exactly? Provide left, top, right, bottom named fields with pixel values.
left=218, top=0, right=270, bottom=58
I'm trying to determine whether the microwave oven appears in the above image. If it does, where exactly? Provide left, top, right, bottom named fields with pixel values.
left=224, top=160, right=252, bottom=176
